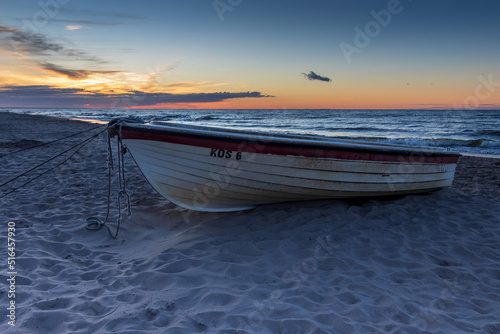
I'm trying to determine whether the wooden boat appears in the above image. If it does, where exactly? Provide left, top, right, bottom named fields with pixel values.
left=108, top=119, right=460, bottom=212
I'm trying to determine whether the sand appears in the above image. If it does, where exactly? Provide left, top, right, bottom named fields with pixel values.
left=1, top=112, right=499, bottom=334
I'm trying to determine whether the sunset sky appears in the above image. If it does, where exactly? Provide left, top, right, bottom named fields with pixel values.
left=0, top=0, right=499, bottom=109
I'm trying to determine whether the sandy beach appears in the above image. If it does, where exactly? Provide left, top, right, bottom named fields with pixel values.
left=1, top=112, right=499, bottom=333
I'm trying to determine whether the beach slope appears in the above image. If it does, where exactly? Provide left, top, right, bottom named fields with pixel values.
left=1, top=112, right=499, bottom=333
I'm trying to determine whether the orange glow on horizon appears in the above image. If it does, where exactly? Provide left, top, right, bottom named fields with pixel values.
left=1, top=48, right=499, bottom=110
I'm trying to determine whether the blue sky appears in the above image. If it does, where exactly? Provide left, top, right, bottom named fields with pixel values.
left=0, top=0, right=499, bottom=109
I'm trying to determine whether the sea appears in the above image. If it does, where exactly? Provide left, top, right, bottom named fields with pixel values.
left=3, top=108, right=500, bottom=156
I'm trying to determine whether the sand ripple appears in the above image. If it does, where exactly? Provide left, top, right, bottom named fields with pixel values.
left=1, top=113, right=500, bottom=333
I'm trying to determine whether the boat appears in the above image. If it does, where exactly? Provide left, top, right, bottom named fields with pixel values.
left=107, top=119, right=461, bottom=212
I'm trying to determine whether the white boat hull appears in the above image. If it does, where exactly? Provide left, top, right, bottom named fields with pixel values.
left=114, top=121, right=460, bottom=212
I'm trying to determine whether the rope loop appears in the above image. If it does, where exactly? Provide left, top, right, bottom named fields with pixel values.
left=85, top=217, right=106, bottom=231
left=86, top=118, right=140, bottom=239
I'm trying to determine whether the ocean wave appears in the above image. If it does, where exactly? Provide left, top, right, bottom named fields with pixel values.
left=477, top=130, right=500, bottom=137
left=340, top=136, right=500, bottom=154
left=194, top=115, right=218, bottom=121
left=3, top=108, right=500, bottom=155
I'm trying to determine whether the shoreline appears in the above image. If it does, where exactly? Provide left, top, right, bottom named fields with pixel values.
left=1, top=112, right=499, bottom=333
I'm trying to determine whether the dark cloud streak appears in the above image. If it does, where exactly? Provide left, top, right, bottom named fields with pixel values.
left=119, top=91, right=271, bottom=105
left=1, top=26, right=63, bottom=54
left=40, top=62, right=121, bottom=79
left=0, top=26, right=16, bottom=32
left=0, top=85, right=273, bottom=108
left=0, top=24, right=106, bottom=63
left=302, top=71, right=332, bottom=83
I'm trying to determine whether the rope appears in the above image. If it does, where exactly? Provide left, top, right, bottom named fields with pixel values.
left=85, top=133, right=115, bottom=236
left=0, top=127, right=106, bottom=190
left=0, top=124, right=105, bottom=158
left=86, top=121, right=132, bottom=239
left=0, top=118, right=135, bottom=239
left=0, top=128, right=106, bottom=199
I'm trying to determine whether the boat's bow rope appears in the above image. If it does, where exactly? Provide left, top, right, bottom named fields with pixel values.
left=86, top=118, right=144, bottom=238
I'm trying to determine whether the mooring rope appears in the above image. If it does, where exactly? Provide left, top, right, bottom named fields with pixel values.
left=0, top=128, right=107, bottom=199
left=0, top=117, right=137, bottom=239
left=0, top=124, right=105, bottom=158
left=86, top=121, right=132, bottom=239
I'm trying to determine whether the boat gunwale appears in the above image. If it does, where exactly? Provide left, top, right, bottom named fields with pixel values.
left=118, top=122, right=461, bottom=160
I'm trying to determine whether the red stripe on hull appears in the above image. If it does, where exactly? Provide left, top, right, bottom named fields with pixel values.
left=121, top=128, right=459, bottom=164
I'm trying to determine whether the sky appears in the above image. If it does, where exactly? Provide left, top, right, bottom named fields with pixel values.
left=0, top=0, right=499, bottom=110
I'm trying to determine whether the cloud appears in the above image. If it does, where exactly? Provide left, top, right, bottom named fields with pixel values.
left=40, top=62, right=121, bottom=79
left=0, top=24, right=105, bottom=63
left=99, top=90, right=274, bottom=108
left=65, top=25, right=84, bottom=31
left=302, top=71, right=332, bottom=83
left=0, top=85, right=85, bottom=98
left=0, top=25, right=16, bottom=32
left=3, top=27, right=63, bottom=54
left=48, top=8, right=145, bottom=27
left=53, top=19, right=123, bottom=27
left=117, top=91, right=272, bottom=105
left=58, top=8, right=145, bottom=20
left=0, top=85, right=273, bottom=108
